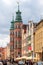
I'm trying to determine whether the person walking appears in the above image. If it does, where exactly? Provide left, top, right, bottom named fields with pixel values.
left=3, top=60, right=7, bottom=65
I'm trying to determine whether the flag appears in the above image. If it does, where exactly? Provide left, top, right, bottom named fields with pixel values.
left=28, top=46, right=32, bottom=50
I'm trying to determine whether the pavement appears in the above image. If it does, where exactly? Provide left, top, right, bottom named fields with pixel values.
left=7, top=62, right=18, bottom=65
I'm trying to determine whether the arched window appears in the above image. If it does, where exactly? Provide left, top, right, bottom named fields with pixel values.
left=17, top=31, right=21, bottom=37
left=14, top=25, right=17, bottom=29
left=14, top=41, right=17, bottom=48
left=14, top=32, right=17, bottom=37
left=17, top=40, right=21, bottom=48
left=10, top=45, right=13, bottom=50
left=14, top=25, right=21, bottom=29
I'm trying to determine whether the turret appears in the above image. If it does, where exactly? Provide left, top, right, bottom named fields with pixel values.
left=10, top=15, right=14, bottom=30
left=15, top=2, right=22, bottom=22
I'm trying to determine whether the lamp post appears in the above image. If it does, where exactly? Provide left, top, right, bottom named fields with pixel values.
left=42, top=47, right=43, bottom=61
left=31, top=51, right=33, bottom=62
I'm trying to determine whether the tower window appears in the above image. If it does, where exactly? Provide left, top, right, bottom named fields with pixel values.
left=17, top=25, right=20, bottom=28
left=14, top=41, right=17, bottom=48
left=10, top=45, right=14, bottom=50
left=17, top=31, right=21, bottom=37
left=14, top=32, right=17, bottom=37
left=10, top=37, right=13, bottom=42
left=17, top=40, right=21, bottom=48
left=10, top=32, right=14, bottom=35
left=14, top=25, right=21, bottom=29
left=14, top=25, right=17, bottom=29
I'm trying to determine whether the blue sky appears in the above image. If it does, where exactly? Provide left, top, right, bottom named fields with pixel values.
left=0, top=0, right=43, bottom=47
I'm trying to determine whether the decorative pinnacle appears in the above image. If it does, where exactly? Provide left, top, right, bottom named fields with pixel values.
left=12, top=13, right=14, bottom=21
left=17, top=2, right=19, bottom=11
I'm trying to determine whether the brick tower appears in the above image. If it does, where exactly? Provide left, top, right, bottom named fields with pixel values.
left=10, top=3, right=23, bottom=60
left=14, top=3, right=23, bottom=58
left=10, top=16, right=14, bottom=61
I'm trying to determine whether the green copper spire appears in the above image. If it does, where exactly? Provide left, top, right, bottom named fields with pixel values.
left=15, top=2, right=22, bottom=22
left=10, top=15, right=14, bottom=30
left=17, top=2, right=20, bottom=12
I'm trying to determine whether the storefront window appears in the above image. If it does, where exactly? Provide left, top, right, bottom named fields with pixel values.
left=28, top=53, right=31, bottom=57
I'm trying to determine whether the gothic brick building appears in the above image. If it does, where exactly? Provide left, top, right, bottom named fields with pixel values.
left=10, top=4, right=23, bottom=60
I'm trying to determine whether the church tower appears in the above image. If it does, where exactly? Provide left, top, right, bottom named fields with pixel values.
left=14, top=3, right=23, bottom=58
left=10, top=3, right=23, bottom=60
left=10, top=15, right=14, bottom=60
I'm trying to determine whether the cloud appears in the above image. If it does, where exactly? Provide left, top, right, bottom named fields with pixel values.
left=0, top=0, right=43, bottom=47
left=0, top=34, right=9, bottom=47
left=2, top=0, right=12, bottom=6
left=0, top=12, right=6, bottom=22
left=0, top=28, right=9, bottom=34
left=19, top=0, right=31, bottom=3
left=38, top=0, right=43, bottom=6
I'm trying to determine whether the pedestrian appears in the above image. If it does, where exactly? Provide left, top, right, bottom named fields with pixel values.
left=3, top=60, right=7, bottom=65
left=33, top=62, right=38, bottom=65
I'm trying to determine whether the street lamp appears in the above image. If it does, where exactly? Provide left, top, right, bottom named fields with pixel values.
left=31, top=51, right=34, bottom=61
left=31, top=51, right=33, bottom=61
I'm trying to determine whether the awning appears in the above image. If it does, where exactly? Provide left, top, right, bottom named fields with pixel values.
left=15, top=56, right=40, bottom=61
left=21, top=56, right=27, bottom=59
left=26, top=56, right=32, bottom=60
left=26, top=56, right=39, bottom=60
left=15, top=57, right=22, bottom=61
left=15, top=56, right=27, bottom=60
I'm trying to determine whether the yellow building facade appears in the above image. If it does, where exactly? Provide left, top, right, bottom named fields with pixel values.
left=6, top=44, right=10, bottom=60
left=34, top=20, right=43, bottom=60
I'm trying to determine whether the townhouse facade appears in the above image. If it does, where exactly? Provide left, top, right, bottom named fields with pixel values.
left=34, top=19, right=43, bottom=61
left=6, top=44, right=10, bottom=60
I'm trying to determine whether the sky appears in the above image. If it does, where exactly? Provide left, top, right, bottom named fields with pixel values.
left=0, top=0, right=43, bottom=47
